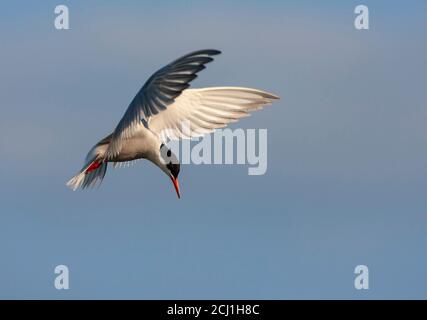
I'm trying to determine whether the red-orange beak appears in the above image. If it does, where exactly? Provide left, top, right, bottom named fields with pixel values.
left=170, top=176, right=181, bottom=199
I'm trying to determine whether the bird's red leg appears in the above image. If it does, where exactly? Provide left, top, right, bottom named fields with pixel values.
left=85, top=161, right=102, bottom=174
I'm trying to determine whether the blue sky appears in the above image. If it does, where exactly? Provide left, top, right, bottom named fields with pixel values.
left=0, top=0, right=426, bottom=299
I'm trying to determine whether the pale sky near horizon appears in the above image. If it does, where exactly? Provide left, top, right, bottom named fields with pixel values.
left=0, top=0, right=426, bottom=299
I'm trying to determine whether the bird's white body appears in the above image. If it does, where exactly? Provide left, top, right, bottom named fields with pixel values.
left=67, top=50, right=279, bottom=197
left=111, top=127, right=160, bottom=163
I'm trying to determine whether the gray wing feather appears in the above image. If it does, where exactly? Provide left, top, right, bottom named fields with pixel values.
left=106, top=49, right=221, bottom=159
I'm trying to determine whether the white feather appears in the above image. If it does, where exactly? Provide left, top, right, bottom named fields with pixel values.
left=149, top=87, right=279, bottom=142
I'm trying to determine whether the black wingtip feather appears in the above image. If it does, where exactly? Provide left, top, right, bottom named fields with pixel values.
left=180, top=49, right=222, bottom=59
left=203, top=49, right=221, bottom=56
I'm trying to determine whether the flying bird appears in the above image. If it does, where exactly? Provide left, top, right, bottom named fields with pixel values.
left=67, top=49, right=279, bottom=198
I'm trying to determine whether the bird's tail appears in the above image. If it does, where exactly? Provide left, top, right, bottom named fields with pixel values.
left=66, top=158, right=108, bottom=191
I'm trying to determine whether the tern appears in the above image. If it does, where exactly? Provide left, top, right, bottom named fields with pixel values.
left=67, top=49, right=279, bottom=198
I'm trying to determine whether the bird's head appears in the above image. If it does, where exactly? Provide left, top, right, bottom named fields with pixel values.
left=158, top=143, right=181, bottom=198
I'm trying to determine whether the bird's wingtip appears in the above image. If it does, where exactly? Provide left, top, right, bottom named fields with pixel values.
left=270, top=93, right=280, bottom=100
left=203, top=49, right=222, bottom=56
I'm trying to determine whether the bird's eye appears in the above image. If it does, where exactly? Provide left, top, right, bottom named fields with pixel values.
left=167, top=149, right=171, bottom=157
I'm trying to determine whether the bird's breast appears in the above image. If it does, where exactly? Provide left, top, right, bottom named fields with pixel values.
left=109, top=127, right=160, bottom=162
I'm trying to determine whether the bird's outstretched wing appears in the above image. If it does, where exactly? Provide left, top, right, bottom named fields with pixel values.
left=148, top=87, right=279, bottom=142
left=105, top=49, right=221, bottom=159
